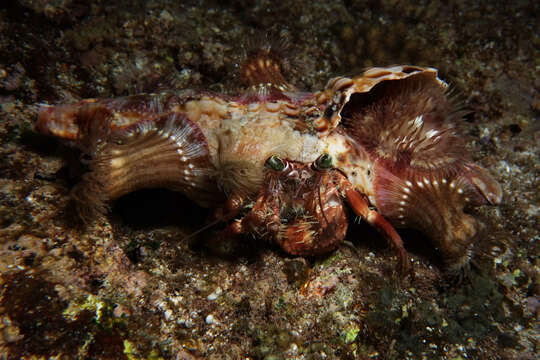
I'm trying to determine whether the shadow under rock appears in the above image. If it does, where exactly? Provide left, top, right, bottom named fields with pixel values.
left=111, top=188, right=210, bottom=230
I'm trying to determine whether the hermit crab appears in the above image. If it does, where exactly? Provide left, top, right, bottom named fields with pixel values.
left=36, top=46, right=502, bottom=273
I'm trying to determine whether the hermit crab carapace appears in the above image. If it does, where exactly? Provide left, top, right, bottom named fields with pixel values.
left=36, top=46, right=502, bottom=273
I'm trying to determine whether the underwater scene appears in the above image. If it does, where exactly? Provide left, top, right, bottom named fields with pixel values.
left=0, top=1, right=538, bottom=359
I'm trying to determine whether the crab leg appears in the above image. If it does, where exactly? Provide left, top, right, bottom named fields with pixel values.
left=336, top=173, right=409, bottom=273
left=213, top=191, right=249, bottom=222
left=234, top=190, right=279, bottom=235
left=215, top=177, right=281, bottom=239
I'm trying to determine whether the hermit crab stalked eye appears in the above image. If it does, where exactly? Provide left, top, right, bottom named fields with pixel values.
left=313, top=153, right=333, bottom=171
left=265, top=155, right=286, bottom=171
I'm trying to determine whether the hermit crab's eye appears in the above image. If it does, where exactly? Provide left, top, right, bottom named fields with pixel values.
left=265, top=155, right=285, bottom=171
left=314, top=153, right=333, bottom=170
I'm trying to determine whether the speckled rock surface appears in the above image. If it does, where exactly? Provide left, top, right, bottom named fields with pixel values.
left=0, top=1, right=538, bottom=359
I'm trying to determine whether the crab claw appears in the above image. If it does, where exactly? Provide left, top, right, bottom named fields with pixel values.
left=335, top=173, right=410, bottom=275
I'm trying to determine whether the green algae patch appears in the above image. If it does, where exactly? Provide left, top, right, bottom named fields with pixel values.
left=63, top=293, right=126, bottom=330
left=124, top=340, right=164, bottom=360
left=343, top=325, right=360, bottom=344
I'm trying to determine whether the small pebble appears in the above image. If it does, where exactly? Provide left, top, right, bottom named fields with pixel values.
left=207, top=287, right=222, bottom=300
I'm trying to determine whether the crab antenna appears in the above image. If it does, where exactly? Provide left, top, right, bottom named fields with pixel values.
left=179, top=216, right=226, bottom=244
left=317, top=176, right=330, bottom=226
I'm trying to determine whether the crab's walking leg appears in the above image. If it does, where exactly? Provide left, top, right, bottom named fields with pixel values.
left=336, top=173, right=410, bottom=274
left=215, top=179, right=280, bottom=241
left=213, top=191, right=248, bottom=222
